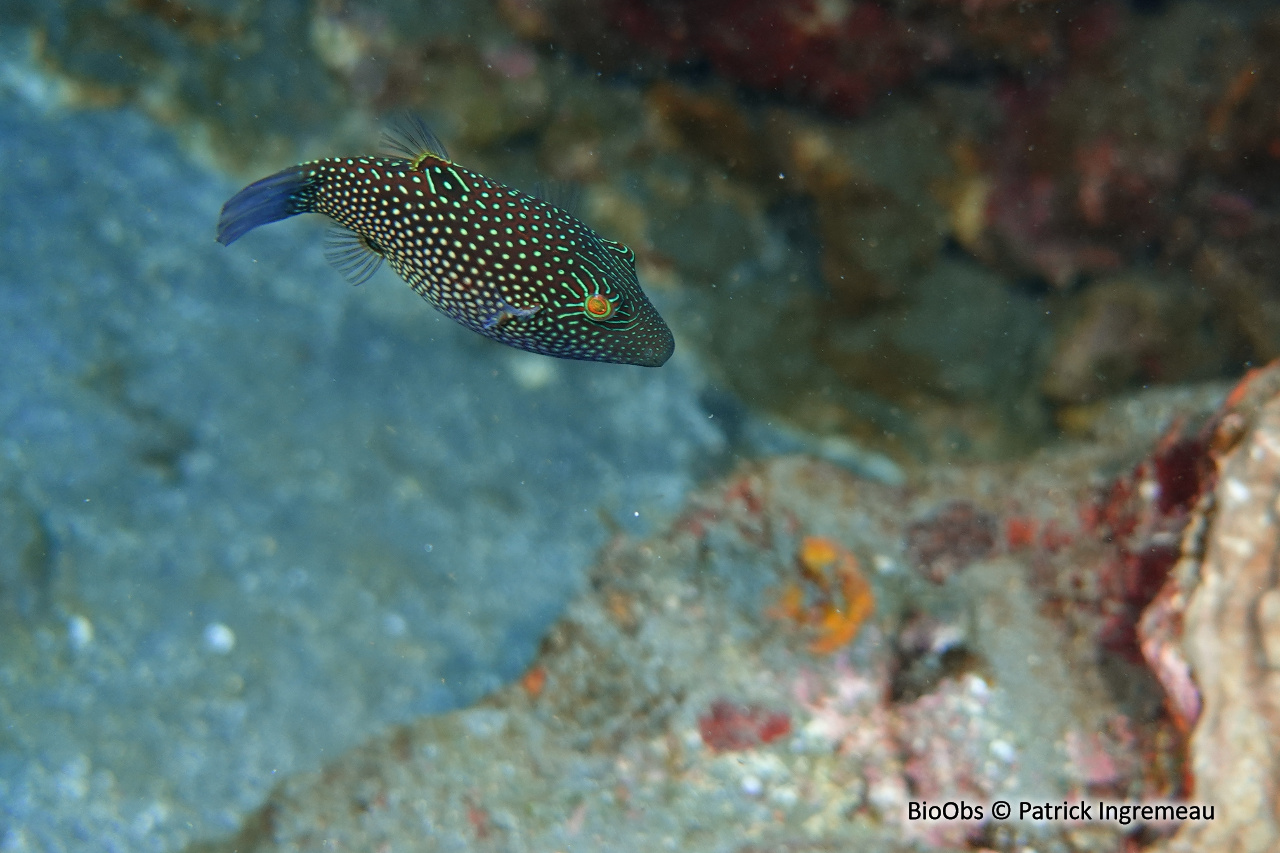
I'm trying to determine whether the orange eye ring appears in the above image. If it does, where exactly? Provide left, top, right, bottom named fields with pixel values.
left=584, top=293, right=615, bottom=320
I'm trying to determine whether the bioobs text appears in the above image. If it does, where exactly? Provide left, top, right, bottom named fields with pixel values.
left=907, top=801, right=983, bottom=821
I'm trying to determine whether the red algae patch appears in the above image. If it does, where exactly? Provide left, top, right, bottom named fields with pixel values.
left=905, top=501, right=998, bottom=584
left=698, top=700, right=792, bottom=753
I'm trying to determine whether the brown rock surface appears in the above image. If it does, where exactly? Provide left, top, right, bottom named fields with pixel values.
left=184, top=384, right=1241, bottom=852
left=1158, top=364, right=1280, bottom=852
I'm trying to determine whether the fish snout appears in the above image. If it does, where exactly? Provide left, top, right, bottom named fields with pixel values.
left=634, top=329, right=675, bottom=367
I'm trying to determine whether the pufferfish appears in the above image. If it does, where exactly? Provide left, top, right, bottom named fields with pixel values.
left=216, top=118, right=674, bottom=367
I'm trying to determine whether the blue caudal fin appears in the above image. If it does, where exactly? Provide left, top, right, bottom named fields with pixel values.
left=215, top=166, right=317, bottom=246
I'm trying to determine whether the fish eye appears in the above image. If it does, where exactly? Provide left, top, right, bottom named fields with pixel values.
left=584, top=293, right=616, bottom=321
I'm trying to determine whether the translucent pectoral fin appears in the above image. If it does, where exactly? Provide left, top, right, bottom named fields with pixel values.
left=481, top=300, right=542, bottom=330
left=324, top=228, right=384, bottom=286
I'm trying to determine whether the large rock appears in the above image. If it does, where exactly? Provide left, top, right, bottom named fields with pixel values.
left=1156, top=363, right=1280, bottom=852
left=0, top=45, right=719, bottom=853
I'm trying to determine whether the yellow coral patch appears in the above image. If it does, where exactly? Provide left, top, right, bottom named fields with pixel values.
left=771, top=536, right=876, bottom=655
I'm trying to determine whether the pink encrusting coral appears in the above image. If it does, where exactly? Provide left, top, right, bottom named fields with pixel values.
left=526, top=0, right=926, bottom=117
left=508, top=0, right=1129, bottom=118
left=1083, top=425, right=1213, bottom=664
left=973, top=77, right=1178, bottom=288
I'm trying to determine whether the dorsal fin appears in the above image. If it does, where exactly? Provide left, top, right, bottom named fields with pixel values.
left=601, top=237, right=636, bottom=265
left=529, top=181, right=582, bottom=217
left=324, top=227, right=384, bottom=286
left=382, top=114, right=450, bottom=166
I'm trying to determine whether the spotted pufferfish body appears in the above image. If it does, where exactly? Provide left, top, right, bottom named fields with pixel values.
left=216, top=122, right=673, bottom=367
